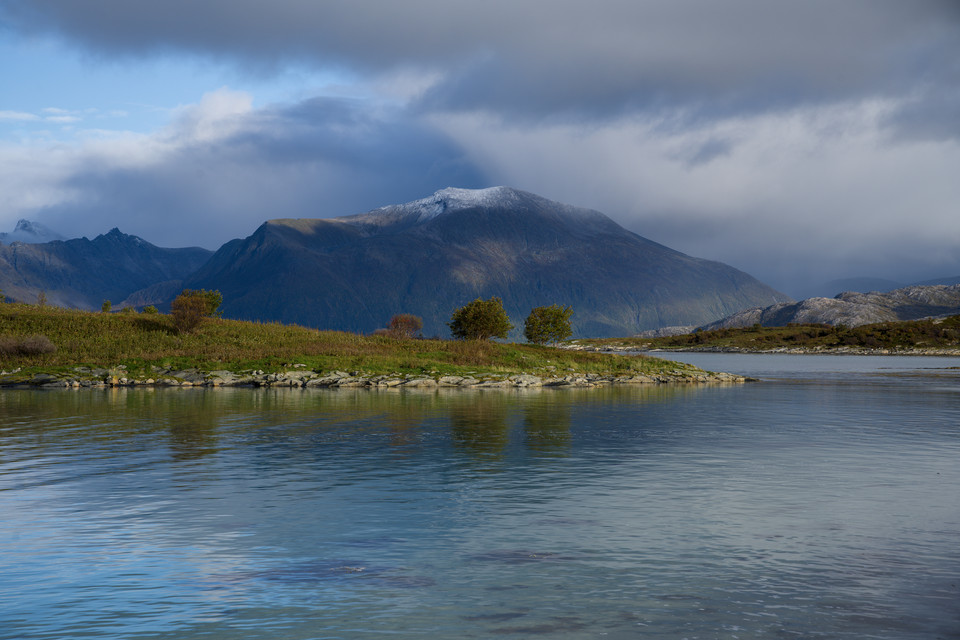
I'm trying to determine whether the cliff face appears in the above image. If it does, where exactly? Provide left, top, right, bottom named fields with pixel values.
left=181, top=187, right=790, bottom=338
left=0, top=229, right=212, bottom=309
left=701, top=284, right=960, bottom=330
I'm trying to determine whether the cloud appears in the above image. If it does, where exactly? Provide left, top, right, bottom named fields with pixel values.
left=0, top=89, right=488, bottom=248
left=430, top=98, right=960, bottom=291
left=5, top=0, right=959, bottom=122
left=0, top=110, right=39, bottom=121
left=3, top=1, right=960, bottom=296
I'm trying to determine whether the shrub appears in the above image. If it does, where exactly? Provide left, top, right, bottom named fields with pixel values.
left=101, top=300, right=112, bottom=313
left=120, top=306, right=136, bottom=314
left=448, top=297, right=513, bottom=340
left=524, top=304, right=573, bottom=345
left=0, top=334, right=56, bottom=356
left=142, top=305, right=158, bottom=314
left=179, top=289, right=223, bottom=317
left=170, top=291, right=210, bottom=333
left=387, top=314, right=423, bottom=339
left=36, top=291, right=47, bottom=307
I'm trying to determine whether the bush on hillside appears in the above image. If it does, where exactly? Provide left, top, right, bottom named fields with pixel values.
left=387, top=314, right=423, bottom=339
left=171, top=290, right=221, bottom=333
left=0, top=334, right=56, bottom=356
left=448, top=297, right=513, bottom=340
left=524, top=304, right=573, bottom=345
left=179, top=289, right=223, bottom=317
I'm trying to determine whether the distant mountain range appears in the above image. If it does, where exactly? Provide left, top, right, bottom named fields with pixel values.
left=795, top=275, right=960, bottom=299
left=701, top=284, right=960, bottom=330
left=0, top=229, right=212, bottom=309
left=8, top=191, right=960, bottom=337
left=171, top=187, right=790, bottom=337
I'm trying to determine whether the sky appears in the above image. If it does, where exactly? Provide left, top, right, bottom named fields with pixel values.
left=1, top=0, right=959, bottom=298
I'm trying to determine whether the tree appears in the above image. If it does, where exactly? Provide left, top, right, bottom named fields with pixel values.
left=36, top=291, right=47, bottom=307
left=101, top=300, right=112, bottom=313
left=524, top=304, right=573, bottom=345
left=448, top=297, right=513, bottom=340
left=171, top=289, right=222, bottom=333
left=142, top=305, right=158, bottom=315
left=387, top=314, right=423, bottom=339
left=179, top=289, right=222, bottom=317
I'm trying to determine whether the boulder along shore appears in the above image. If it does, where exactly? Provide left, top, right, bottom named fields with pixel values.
left=0, top=365, right=750, bottom=389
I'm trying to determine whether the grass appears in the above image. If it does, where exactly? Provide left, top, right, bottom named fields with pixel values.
left=0, top=303, right=698, bottom=379
left=575, top=316, right=960, bottom=352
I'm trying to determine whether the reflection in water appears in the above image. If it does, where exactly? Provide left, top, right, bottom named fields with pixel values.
left=6, top=376, right=958, bottom=639
left=523, top=397, right=571, bottom=455
left=448, top=393, right=511, bottom=459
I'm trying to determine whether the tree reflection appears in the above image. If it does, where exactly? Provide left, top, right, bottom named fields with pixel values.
left=448, top=393, right=510, bottom=460
left=523, top=397, right=571, bottom=455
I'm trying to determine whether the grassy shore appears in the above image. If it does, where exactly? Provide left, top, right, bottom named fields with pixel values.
left=573, top=315, right=960, bottom=354
left=0, top=303, right=707, bottom=383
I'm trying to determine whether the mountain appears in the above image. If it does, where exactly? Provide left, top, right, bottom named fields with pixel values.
left=179, top=187, right=790, bottom=338
left=911, top=275, right=960, bottom=287
left=0, top=229, right=213, bottom=308
left=701, top=284, right=960, bottom=330
left=0, top=219, right=65, bottom=244
left=796, top=277, right=905, bottom=300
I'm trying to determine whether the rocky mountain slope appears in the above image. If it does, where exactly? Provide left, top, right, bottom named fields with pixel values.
left=0, top=219, right=64, bottom=244
left=0, top=229, right=213, bottom=309
left=700, top=284, right=960, bottom=330
left=178, top=187, right=790, bottom=338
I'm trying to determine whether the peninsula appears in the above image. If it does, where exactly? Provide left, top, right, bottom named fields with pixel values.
left=0, top=303, right=745, bottom=389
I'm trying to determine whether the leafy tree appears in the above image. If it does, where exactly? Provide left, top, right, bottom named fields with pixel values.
left=179, top=289, right=223, bottom=317
left=101, top=300, right=112, bottom=313
left=171, top=289, right=221, bottom=333
left=387, top=313, right=423, bottom=339
left=142, top=305, right=159, bottom=314
left=524, top=304, right=573, bottom=345
left=448, top=297, right=513, bottom=340
left=36, top=291, right=47, bottom=307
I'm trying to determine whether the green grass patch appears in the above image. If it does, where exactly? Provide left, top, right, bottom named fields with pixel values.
left=0, top=303, right=695, bottom=378
left=576, top=316, right=960, bottom=352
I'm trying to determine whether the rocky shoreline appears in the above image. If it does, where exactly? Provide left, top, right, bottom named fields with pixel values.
left=0, top=365, right=749, bottom=389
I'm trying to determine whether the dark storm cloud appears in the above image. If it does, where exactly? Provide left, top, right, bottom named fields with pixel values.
left=5, top=0, right=960, bottom=121
left=37, top=95, right=488, bottom=248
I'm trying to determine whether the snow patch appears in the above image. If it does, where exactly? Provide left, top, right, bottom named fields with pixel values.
left=396, top=186, right=519, bottom=222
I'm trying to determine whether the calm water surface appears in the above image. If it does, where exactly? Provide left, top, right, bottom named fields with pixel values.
left=1, top=354, right=959, bottom=639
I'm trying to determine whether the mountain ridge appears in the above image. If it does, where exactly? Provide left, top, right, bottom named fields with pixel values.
left=700, top=284, right=960, bottom=330
left=0, top=229, right=213, bottom=309
left=178, top=187, right=790, bottom=337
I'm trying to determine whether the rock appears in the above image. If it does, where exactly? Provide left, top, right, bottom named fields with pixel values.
left=402, top=377, right=437, bottom=388
left=509, top=374, right=542, bottom=387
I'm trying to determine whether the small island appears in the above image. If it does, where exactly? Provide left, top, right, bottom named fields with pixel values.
left=0, top=302, right=745, bottom=389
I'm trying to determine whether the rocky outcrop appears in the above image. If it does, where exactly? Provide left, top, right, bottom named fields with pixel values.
left=0, top=365, right=749, bottom=389
left=701, top=284, right=960, bottom=330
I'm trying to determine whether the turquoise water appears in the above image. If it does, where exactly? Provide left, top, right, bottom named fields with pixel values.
left=1, top=355, right=959, bottom=639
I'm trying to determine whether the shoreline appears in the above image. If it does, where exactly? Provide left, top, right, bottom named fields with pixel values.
left=564, top=344, right=960, bottom=357
left=0, top=366, right=750, bottom=390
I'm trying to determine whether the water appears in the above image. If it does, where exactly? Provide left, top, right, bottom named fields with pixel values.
left=1, top=355, right=959, bottom=639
